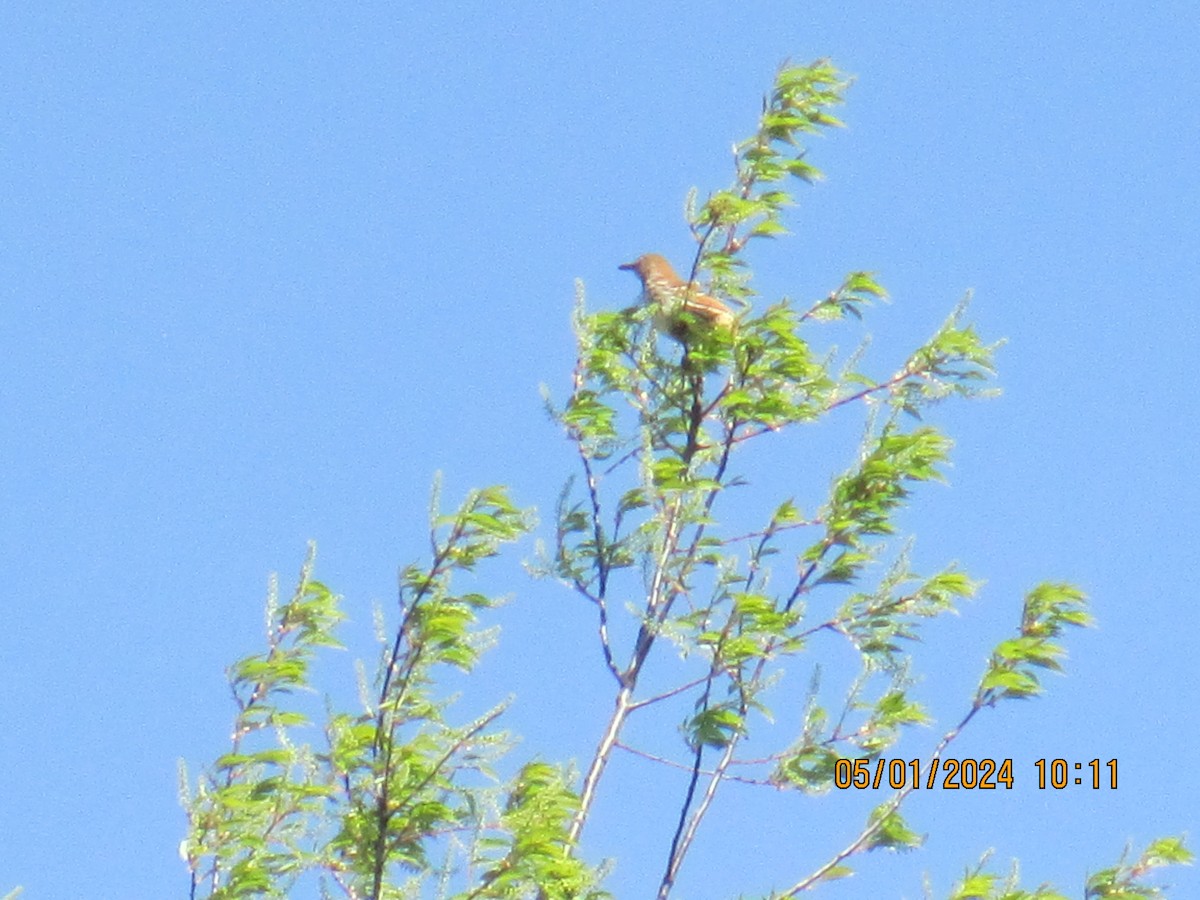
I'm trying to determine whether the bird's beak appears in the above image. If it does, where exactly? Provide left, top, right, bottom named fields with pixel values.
left=618, top=260, right=636, bottom=271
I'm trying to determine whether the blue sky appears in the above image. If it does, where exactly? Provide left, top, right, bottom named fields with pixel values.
left=2, top=3, right=1198, bottom=898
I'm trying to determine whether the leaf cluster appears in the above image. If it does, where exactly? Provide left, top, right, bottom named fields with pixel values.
left=937, top=837, right=1195, bottom=900
left=182, top=489, right=608, bottom=899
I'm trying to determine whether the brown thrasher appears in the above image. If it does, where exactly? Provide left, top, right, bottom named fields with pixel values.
left=619, top=253, right=734, bottom=342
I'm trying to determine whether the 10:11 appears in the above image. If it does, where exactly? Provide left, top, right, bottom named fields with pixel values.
left=1034, top=758, right=1118, bottom=789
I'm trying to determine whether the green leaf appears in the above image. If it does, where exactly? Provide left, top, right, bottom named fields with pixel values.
left=865, top=807, right=923, bottom=852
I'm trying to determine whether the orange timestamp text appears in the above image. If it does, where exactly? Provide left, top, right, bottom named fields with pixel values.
left=833, top=758, right=1118, bottom=791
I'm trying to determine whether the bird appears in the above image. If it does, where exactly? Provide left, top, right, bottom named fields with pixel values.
left=618, top=253, right=734, bottom=342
